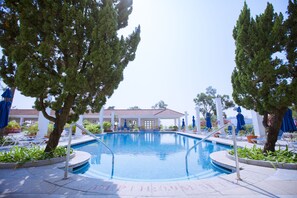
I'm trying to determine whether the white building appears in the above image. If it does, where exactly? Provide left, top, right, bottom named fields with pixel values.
left=9, top=108, right=184, bottom=131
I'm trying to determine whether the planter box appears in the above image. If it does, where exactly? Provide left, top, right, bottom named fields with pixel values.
left=4, top=128, right=21, bottom=134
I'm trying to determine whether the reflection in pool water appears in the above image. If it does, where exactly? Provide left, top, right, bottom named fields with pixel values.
left=72, top=132, right=231, bottom=181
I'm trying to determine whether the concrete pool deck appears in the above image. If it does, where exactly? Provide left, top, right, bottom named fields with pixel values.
left=1, top=132, right=297, bottom=197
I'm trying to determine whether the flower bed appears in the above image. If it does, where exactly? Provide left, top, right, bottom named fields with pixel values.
left=0, top=146, right=74, bottom=169
left=0, top=153, right=75, bottom=169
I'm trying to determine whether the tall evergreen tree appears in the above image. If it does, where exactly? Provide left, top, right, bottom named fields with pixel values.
left=232, top=1, right=297, bottom=152
left=0, top=0, right=140, bottom=153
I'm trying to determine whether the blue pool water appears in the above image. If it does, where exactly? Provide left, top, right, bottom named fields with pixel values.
left=72, top=132, right=232, bottom=181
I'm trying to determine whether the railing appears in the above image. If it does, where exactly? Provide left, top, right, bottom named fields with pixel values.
left=64, top=123, right=115, bottom=179
left=184, top=123, right=241, bottom=180
left=230, top=123, right=241, bottom=181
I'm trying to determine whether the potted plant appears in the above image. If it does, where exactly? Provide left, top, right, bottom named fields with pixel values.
left=103, top=121, right=112, bottom=132
left=246, top=130, right=257, bottom=143
left=25, top=123, right=54, bottom=138
left=4, top=120, right=21, bottom=134
left=25, top=123, right=38, bottom=137
left=86, top=123, right=101, bottom=134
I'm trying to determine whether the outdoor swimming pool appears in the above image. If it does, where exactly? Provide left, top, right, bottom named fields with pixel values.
left=72, top=132, right=232, bottom=181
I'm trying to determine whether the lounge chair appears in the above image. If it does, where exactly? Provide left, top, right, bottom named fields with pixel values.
left=1, top=133, right=47, bottom=149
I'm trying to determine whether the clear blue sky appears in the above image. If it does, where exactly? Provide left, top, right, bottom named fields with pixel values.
left=5, top=0, right=288, bottom=125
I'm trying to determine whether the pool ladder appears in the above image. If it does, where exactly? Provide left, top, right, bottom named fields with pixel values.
left=64, top=123, right=115, bottom=179
left=185, top=123, right=241, bottom=180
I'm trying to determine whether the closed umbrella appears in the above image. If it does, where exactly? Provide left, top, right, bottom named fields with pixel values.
left=236, top=107, right=245, bottom=135
left=123, top=119, right=127, bottom=129
left=181, top=119, right=185, bottom=129
left=281, top=108, right=297, bottom=133
left=0, top=88, right=12, bottom=128
left=205, top=113, right=212, bottom=129
left=192, top=116, right=195, bottom=128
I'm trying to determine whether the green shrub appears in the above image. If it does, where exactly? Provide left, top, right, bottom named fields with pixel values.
left=83, top=120, right=92, bottom=127
left=26, top=123, right=38, bottom=136
left=229, top=145, right=297, bottom=163
left=26, top=123, right=55, bottom=137
left=103, top=121, right=111, bottom=131
left=21, top=122, right=29, bottom=131
left=5, top=120, right=21, bottom=130
left=0, top=146, right=73, bottom=163
left=168, top=125, right=178, bottom=131
left=86, top=123, right=101, bottom=134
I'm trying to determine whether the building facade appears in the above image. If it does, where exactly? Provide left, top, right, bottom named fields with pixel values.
left=9, top=108, right=184, bottom=131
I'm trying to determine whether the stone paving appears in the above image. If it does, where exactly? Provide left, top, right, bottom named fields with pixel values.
left=1, top=132, right=297, bottom=197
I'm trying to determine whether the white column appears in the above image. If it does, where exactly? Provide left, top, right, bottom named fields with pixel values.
left=99, top=106, right=105, bottom=133
left=251, top=110, right=266, bottom=137
left=184, top=111, right=188, bottom=131
left=111, top=111, right=115, bottom=131
left=118, top=117, right=121, bottom=129
left=138, top=117, right=141, bottom=128
left=20, top=117, right=24, bottom=126
left=215, top=98, right=225, bottom=135
left=178, top=118, right=181, bottom=131
left=37, top=107, right=51, bottom=138
left=174, top=119, right=177, bottom=126
left=157, top=118, right=160, bottom=129
left=195, top=106, right=201, bottom=133
left=75, top=115, right=83, bottom=137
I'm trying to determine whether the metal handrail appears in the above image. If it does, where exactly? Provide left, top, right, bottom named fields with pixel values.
left=185, top=123, right=230, bottom=176
left=64, top=123, right=115, bottom=179
left=230, top=123, right=241, bottom=181
left=64, top=123, right=74, bottom=179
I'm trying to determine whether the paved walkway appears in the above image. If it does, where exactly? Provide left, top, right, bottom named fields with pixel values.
left=1, top=133, right=297, bottom=197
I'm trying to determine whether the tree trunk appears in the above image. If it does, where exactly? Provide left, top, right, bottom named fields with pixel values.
left=44, top=118, right=65, bottom=154
left=44, top=95, right=76, bottom=154
left=263, top=108, right=287, bottom=153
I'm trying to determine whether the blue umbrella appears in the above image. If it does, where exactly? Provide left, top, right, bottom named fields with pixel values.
left=181, top=119, right=185, bottom=129
left=192, top=116, right=195, bottom=128
left=281, top=108, right=297, bottom=133
left=236, top=107, right=245, bottom=134
left=206, top=112, right=212, bottom=129
left=0, top=88, right=12, bottom=129
left=123, top=119, right=127, bottom=128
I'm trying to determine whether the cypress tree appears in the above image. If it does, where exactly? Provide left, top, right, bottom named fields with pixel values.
left=0, top=0, right=140, bottom=153
left=232, top=1, right=297, bottom=152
